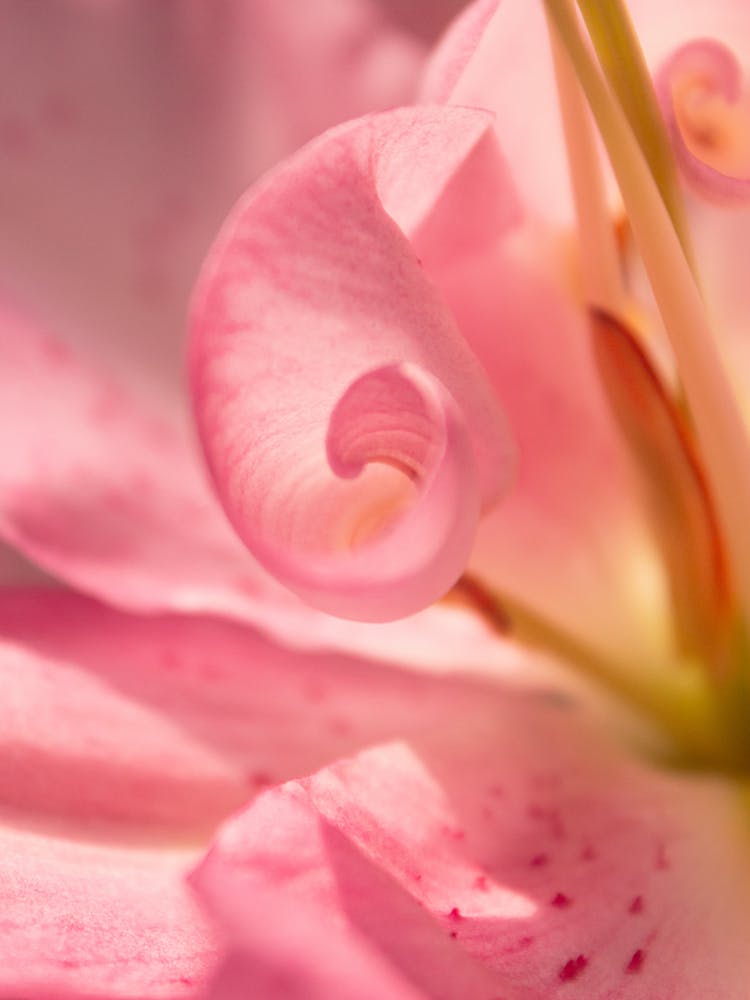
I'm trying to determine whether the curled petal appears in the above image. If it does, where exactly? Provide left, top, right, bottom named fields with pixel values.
left=657, top=38, right=750, bottom=201
left=190, top=107, right=513, bottom=622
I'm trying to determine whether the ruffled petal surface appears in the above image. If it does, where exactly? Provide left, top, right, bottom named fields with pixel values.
left=190, top=106, right=514, bottom=621
left=0, top=826, right=215, bottom=1000
left=0, top=586, right=557, bottom=998
left=0, top=588, right=534, bottom=839
left=0, top=297, right=508, bottom=665
left=194, top=694, right=750, bottom=1000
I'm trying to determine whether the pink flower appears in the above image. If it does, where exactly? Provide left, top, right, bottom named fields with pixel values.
left=4, top=1, right=750, bottom=999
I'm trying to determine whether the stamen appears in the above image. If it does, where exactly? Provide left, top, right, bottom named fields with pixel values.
left=575, top=0, right=692, bottom=256
left=591, top=310, right=730, bottom=671
left=546, top=14, right=626, bottom=315
left=452, top=575, right=737, bottom=769
left=545, top=0, right=750, bottom=644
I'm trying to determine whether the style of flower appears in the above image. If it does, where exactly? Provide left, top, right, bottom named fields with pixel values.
left=3, top=1, right=750, bottom=999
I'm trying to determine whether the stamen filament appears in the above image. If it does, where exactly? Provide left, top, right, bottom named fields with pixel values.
left=547, top=14, right=627, bottom=314
left=545, top=0, right=750, bottom=644
left=455, top=576, right=740, bottom=770
left=575, top=0, right=694, bottom=263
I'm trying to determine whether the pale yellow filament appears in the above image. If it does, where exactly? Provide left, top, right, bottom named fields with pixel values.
left=546, top=14, right=627, bottom=315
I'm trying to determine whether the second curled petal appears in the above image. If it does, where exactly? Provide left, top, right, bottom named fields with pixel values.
left=189, top=106, right=514, bottom=622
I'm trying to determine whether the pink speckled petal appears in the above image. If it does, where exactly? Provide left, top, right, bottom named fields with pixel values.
left=190, top=107, right=513, bottom=621
left=0, top=586, right=558, bottom=999
left=657, top=39, right=750, bottom=201
left=0, top=823, right=215, bottom=1000
left=0, top=587, right=536, bottom=838
left=194, top=699, right=750, bottom=1000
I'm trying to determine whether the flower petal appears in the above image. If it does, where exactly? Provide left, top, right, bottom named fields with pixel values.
left=0, top=587, right=535, bottom=838
left=656, top=39, right=750, bottom=202
left=0, top=822, right=215, bottom=1000
left=0, top=0, right=430, bottom=406
left=194, top=697, right=750, bottom=999
left=0, top=587, right=563, bottom=999
left=0, top=296, right=506, bottom=665
left=421, top=0, right=577, bottom=225
left=416, top=235, right=674, bottom=666
left=190, top=106, right=514, bottom=621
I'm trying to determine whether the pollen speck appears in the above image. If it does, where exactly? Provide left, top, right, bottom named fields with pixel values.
left=629, top=895, right=644, bottom=914
left=551, top=892, right=572, bottom=908
left=626, top=949, right=646, bottom=973
left=558, top=954, right=588, bottom=982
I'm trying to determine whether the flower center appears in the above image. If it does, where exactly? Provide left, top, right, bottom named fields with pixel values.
left=529, top=0, right=750, bottom=771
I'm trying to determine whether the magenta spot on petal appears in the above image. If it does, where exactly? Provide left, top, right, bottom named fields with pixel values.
left=248, top=771, right=274, bottom=789
left=409, top=871, right=423, bottom=883
left=502, top=935, right=535, bottom=955
left=629, top=895, right=644, bottom=914
left=530, top=853, right=549, bottom=868
left=580, top=844, right=596, bottom=862
left=473, top=875, right=489, bottom=891
left=449, top=907, right=462, bottom=921
left=551, top=892, right=572, bottom=908
left=558, top=955, right=588, bottom=982
left=626, top=949, right=645, bottom=973
left=449, top=931, right=458, bottom=939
